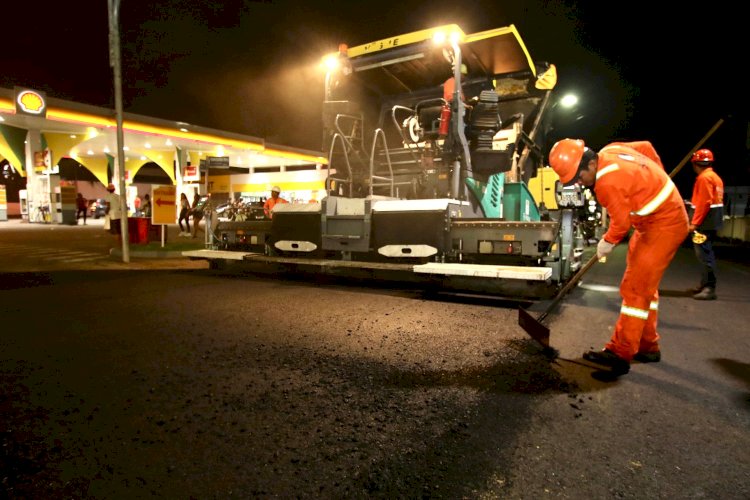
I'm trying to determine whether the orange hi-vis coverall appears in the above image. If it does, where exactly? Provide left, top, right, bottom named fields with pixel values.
left=263, top=196, right=288, bottom=219
left=595, top=141, right=689, bottom=360
left=690, top=167, right=724, bottom=230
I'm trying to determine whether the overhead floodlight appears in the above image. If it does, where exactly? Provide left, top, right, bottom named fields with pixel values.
left=323, top=54, right=339, bottom=72
left=432, top=31, right=447, bottom=45
left=559, top=93, right=578, bottom=109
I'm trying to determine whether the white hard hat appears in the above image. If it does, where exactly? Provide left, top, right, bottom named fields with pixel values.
left=271, top=186, right=281, bottom=193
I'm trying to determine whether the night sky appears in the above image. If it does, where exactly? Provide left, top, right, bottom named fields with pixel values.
left=4, top=0, right=748, bottom=195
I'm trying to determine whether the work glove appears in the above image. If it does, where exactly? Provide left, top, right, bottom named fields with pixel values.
left=597, top=239, right=615, bottom=260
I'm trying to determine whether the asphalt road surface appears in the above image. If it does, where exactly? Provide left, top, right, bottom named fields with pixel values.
left=1, top=219, right=749, bottom=498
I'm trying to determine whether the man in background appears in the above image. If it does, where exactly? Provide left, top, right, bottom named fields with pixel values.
left=263, top=186, right=288, bottom=219
left=76, top=192, right=88, bottom=225
left=688, top=149, right=724, bottom=300
left=104, top=183, right=122, bottom=236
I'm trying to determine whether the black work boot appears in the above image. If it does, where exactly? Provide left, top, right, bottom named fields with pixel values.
left=583, top=349, right=630, bottom=375
left=633, top=351, right=661, bottom=363
left=693, top=287, right=717, bottom=300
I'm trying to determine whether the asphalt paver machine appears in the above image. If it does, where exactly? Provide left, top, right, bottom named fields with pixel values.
left=188, top=24, right=592, bottom=299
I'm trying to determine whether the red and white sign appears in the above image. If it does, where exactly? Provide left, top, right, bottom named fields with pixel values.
left=183, top=164, right=199, bottom=182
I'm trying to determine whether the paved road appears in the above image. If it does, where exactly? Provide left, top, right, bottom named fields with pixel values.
left=1, top=218, right=749, bottom=497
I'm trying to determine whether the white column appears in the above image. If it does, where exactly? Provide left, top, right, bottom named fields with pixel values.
left=24, top=129, right=43, bottom=211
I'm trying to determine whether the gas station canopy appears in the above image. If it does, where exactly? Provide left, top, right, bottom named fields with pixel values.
left=0, top=86, right=327, bottom=186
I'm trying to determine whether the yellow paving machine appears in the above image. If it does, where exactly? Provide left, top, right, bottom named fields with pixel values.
left=186, top=24, right=596, bottom=299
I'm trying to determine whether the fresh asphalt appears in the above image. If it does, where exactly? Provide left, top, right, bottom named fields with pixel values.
left=1, top=216, right=749, bottom=497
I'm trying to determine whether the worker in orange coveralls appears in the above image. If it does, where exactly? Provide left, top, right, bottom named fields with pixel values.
left=442, top=63, right=467, bottom=103
left=548, top=139, right=689, bottom=377
left=688, top=148, right=724, bottom=300
left=263, top=186, right=288, bottom=219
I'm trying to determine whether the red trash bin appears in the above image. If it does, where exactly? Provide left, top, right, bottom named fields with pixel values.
left=128, top=217, right=150, bottom=244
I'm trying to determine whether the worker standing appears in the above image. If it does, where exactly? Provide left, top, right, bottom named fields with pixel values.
left=548, top=139, right=689, bottom=377
left=263, top=186, right=288, bottom=219
left=688, top=149, right=724, bottom=300
left=442, top=63, right=467, bottom=103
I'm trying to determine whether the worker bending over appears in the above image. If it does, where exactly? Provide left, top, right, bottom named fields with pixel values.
left=549, top=139, right=689, bottom=377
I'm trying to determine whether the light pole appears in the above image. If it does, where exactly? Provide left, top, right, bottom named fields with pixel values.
left=107, top=0, right=130, bottom=262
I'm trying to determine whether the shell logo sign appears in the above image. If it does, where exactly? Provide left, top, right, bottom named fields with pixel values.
left=14, top=88, right=47, bottom=117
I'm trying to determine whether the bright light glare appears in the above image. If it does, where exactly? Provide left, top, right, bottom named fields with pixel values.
left=323, top=55, right=339, bottom=71
left=449, top=31, right=462, bottom=44
left=559, top=94, right=578, bottom=108
left=432, top=31, right=446, bottom=45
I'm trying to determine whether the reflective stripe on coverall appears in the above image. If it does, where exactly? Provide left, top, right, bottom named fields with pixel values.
left=595, top=142, right=689, bottom=360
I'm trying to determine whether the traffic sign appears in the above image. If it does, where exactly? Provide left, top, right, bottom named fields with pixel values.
left=152, top=185, right=176, bottom=225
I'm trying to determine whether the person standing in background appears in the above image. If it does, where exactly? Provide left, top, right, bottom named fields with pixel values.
left=104, top=183, right=122, bottom=236
left=178, top=192, right=191, bottom=237
left=76, top=192, right=88, bottom=225
left=688, top=149, right=724, bottom=301
left=263, top=186, right=288, bottom=219
left=442, top=63, right=468, bottom=103
left=190, top=192, right=204, bottom=239
left=134, top=195, right=142, bottom=216
left=141, top=193, right=151, bottom=218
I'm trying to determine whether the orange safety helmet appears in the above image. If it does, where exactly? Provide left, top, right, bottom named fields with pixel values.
left=548, top=138, right=586, bottom=185
left=691, top=148, right=714, bottom=165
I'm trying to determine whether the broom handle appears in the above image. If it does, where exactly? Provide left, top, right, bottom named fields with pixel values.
left=668, top=118, right=724, bottom=179
left=537, top=255, right=598, bottom=324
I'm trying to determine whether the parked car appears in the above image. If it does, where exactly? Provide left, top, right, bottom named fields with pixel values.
left=89, top=198, right=107, bottom=219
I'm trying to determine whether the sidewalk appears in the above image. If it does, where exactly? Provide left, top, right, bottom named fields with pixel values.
left=1, top=216, right=207, bottom=258
left=111, top=218, right=208, bottom=258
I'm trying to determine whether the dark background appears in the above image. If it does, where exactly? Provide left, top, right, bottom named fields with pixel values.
left=3, top=0, right=748, bottom=196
